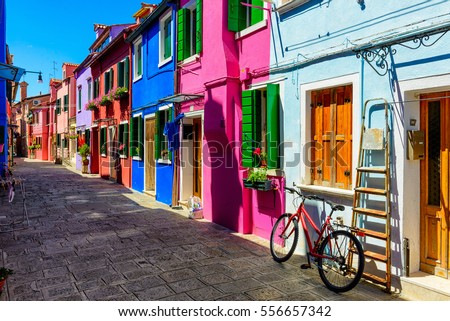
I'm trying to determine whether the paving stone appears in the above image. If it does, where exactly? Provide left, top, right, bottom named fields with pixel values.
left=168, top=278, right=205, bottom=294
left=41, top=283, right=78, bottom=300
left=84, top=285, right=127, bottom=300
left=199, top=273, right=233, bottom=285
left=161, top=293, right=194, bottom=301
left=121, top=276, right=165, bottom=293
left=214, top=278, right=265, bottom=294
left=160, top=269, right=198, bottom=283
left=187, top=286, right=225, bottom=301
left=135, top=285, right=174, bottom=300
left=245, top=287, right=284, bottom=300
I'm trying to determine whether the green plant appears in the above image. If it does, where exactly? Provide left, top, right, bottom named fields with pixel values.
left=0, top=267, right=14, bottom=281
left=28, top=144, right=36, bottom=150
left=85, top=99, right=99, bottom=111
left=100, top=94, right=112, bottom=106
left=79, top=143, right=90, bottom=160
left=113, top=87, right=129, bottom=100
left=246, top=167, right=268, bottom=184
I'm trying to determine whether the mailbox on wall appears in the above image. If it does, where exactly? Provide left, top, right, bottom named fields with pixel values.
left=407, top=130, right=425, bottom=160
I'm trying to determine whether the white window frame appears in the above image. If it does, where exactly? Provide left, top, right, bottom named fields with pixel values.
left=276, top=0, right=312, bottom=14
left=133, top=36, right=143, bottom=82
left=298, top=73, right=360, bottom=197
left=159, top=10, right=173, bottom=67
left=235, top=1, right=269, bottom=40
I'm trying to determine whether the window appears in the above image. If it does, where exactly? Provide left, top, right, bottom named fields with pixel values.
left=117, top=58, right=130, bottom=89
left=133, top=38, right=143, bottom=80
left=104, top=69, right=114, bottom=94
left=93, top=78, right=100, bottom=98
left=100, top=127, right=107, bottom=156
left=118, top=122, right=129, bottom=158
left=228, top=0, right=264, bottom=32
left=309, top=85, right=353, bottom=190
left=85, top=129, right=91, bottom=147
left=130, top=115, right=143, bottom=159
left=57, top=134, right=61, bottom=147
left=241, top=84, right=280, bottom=169
left=78, top=86, right=82, bottom=112
left=177, top=0, right=202, bottom=62
left=64, top=95, right=69, bottom=112
left=155, top=109, right=171, bottom=160
left=160, top=11, right=173, bottom=64
left=277, top=0, right=312, bottom=13
left=56, top=98, right=61, bottom=115
left=87, top=79, right=92, bottom=101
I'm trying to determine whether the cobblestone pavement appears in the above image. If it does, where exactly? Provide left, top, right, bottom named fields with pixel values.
left=0, top=158, right=406, bottom=301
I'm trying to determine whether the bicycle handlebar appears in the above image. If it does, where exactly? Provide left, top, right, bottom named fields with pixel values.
left=284, top=185, right=345, bottom=212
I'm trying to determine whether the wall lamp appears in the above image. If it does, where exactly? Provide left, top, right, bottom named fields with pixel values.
left=24, top=70, right=43, bottom=84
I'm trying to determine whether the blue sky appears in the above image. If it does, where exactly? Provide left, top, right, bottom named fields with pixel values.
left=7, top=0, right=162, bottom=99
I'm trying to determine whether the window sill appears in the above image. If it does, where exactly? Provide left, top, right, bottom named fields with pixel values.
left=179, top=54, right=200, bottom=66
left=157, top=159, right=171, bottom=165
left=276, top=0, right=311, bottom=14
left=235, top=20, right=268, bottom=40
left=295, top=183, right=354, bottom=199
left=133, top=75, right=143, bottom=83
left=119, top=155, right=127, bottom=159
left=158, top=56, right=173, bottom=68
left=132, top=156, right=142, bottom=161
left=101, top=154, right=107, bottom=157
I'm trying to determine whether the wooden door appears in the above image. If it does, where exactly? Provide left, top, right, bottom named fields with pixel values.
left=193, top=118, right=202, bottom=198
left=420, top=92, right=450, bottom=278
left=145, top=118, right=156, bottom=191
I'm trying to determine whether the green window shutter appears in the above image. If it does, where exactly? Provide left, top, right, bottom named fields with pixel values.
left=266, top=84, right=280, bottom=169
left=196, top=0, right=202, bottom=54
left=138, top=116, right=143, bottom=159
left=137, top=44, right=142, bottom=76
left=118, top=62, right=124, bottom=88
left=124, top=57, right=130, bottom=89
left=109, top=69, right=114, bottom=91
left=130, top=117, right=135, bottom=157
left=164, top=17, right=172, bottom=59
left=78, top=88, right=81, bottom=111
left=228, top=0, right=246, bottom=32
left=177, top=8, right=189, bottom=62
left=64, top=95, right=68, bottom=112
left=124, top=123, right=129, bottom=157
left=241, top=89, right=261, bottom=168
left=155, top=111, right=161, bottom=159
left=251, top=0, right=264, bottom=26
left=85, top=129, right=90, bottom=147
left=104, top=72, right=109, bottom=94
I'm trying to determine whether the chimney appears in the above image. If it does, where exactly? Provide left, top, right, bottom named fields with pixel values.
left=20, top=81, right=28, bottom=101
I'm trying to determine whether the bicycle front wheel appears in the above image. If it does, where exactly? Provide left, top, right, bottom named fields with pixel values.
left=270, top=213, right=299, bottom=262
left=317, top=230, right=365, bottom=292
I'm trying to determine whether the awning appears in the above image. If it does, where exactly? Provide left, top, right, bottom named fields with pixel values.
left=0, top=62, right=25, bottom=82
left=158, top=93, right=204, bottom=104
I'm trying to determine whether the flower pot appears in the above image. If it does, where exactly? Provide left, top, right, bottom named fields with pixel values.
left=243, top=178, right=272, bottom=191
left=82, top=159, right=89, bottom=166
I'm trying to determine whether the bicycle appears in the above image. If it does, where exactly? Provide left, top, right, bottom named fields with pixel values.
left=1, top=162, right=15, bottom=203
left=270, top=184, right=365, bottom=292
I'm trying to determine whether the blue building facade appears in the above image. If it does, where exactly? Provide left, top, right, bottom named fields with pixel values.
left=269, top=0, right=450, bottom=291
left=0, top=0, right=7, bottom=167
left=127, top=0, right=176, bottom=205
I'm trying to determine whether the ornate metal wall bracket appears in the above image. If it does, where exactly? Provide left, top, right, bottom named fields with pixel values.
left=355, top=46, right=395, bottom=76
left=398, top=30, right=448, bottom=50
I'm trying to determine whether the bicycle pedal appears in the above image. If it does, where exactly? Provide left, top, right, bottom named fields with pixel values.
left=300, top=263, right=312, bottom=269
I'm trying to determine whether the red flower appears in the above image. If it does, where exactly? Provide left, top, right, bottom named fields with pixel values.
left=253, top=147, right=261, bottom=155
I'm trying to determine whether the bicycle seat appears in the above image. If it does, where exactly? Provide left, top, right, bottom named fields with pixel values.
left=330, top=203, right=345, bottom=212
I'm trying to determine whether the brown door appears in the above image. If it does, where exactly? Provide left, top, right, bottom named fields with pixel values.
left=193, top=118, right=202, bottom=198
left=420, top=92, right=450, bottom=278
left=145, top=118, right=156, bottom=191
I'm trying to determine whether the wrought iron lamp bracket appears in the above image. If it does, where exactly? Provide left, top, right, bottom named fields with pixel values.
left=355, top=46, right=394, bottom=77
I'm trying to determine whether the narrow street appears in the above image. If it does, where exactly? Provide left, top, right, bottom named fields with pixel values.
left=1, top=159, right=402, bottom=301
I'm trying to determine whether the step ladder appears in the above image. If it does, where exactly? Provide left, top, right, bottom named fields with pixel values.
left=352, top=98, right=391, bottom=292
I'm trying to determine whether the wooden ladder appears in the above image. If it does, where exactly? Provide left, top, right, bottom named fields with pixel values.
left=352, top=98, right=391, bottom=292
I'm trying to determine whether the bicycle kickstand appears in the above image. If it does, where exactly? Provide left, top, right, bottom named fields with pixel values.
left=300, top=253, right=312, bottom=269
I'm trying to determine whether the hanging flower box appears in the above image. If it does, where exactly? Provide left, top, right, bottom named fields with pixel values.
left=99, top=95, right=113, bottom=107
left=243, top=178, right=273, bottom=191
left=85, top=100, right=98, bottom=111
left=112, top=87, right=129, bottom=100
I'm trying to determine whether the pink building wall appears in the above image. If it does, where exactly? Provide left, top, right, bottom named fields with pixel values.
left=178, top=0, right=273, bottom=238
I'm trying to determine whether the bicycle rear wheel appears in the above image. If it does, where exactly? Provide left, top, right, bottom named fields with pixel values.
left=270, top=213, right=299, bottom=262
left=317, top=230, right=364, bottom=292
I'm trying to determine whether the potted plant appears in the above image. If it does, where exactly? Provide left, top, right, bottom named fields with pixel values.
left=113, top=87, right=129, bottom=100
left=243, top=167, right=272, bottom=191
left=0, top=267, right=14, bottom=293
left=28, top=144, right=37, bottom=159
left=79, top=143, right=90, bottom=173
left=99, top=94, right=112, bottom=107
left=85, top=99, right=98, bottom=111
left=253, top=147, right=267, bottom=168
